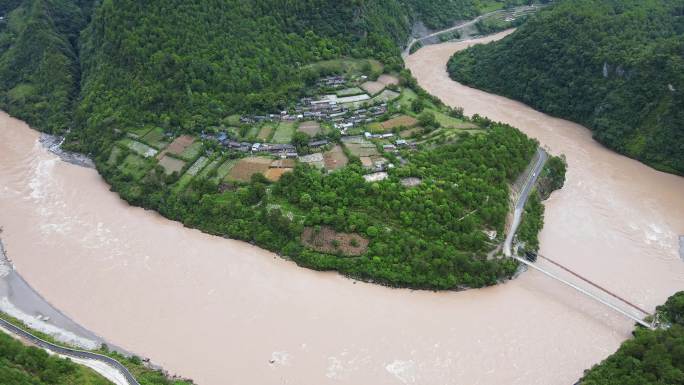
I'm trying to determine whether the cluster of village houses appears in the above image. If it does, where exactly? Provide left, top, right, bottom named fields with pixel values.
left=202, top=74, right=415, bottom=171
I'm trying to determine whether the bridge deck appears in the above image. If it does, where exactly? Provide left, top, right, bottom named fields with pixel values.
left=512, top=256, right=654, bottom=329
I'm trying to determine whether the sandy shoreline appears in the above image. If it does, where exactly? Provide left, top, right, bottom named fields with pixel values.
left=0, top=235, right=121, bottom=351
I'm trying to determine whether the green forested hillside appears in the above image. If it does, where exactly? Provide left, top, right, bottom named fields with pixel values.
left=73, top=0, right=403, bottom=152
left=0, top=0, right=91, bottom=133
left=0, top=0, right=517, bottom=144
left=0, top=0, right=546, bottom=290
left=448, top=0, right=684, bottom=175
left=580, top=292, right=684, bottom=385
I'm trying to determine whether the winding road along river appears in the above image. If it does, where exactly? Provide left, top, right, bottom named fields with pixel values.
left=1, top=31, right=683, bottom=385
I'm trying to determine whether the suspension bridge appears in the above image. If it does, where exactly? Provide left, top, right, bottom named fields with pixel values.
left=508, top=148, right=655, bottom=329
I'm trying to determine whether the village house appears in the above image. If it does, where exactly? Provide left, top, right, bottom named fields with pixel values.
left=308, top=139, right=329, bottom=148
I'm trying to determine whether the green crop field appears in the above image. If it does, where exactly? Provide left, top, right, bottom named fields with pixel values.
left=141, top=127, right=170, bottom=149
left=179, top=142, right=204, bottom=161
left=305, top=58, right=383, bottom=76
left=118, top=154, right=149, bottom=180
left=272, top=122, right=296, bottom=143
left=213, top=159, right=238, bottom=183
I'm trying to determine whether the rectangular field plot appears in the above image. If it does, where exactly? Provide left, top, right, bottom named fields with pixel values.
left=158, top=155, right=186, bottom=175
left=197, top=157, right=222, bottom=179
left=257, top=124, right=275, bottom=141
left=128, top=126, right=153, bottom=139
left=187, top=156, right=210, bottom=176
left=377, top=74, right=399, bottom=87
left=345, top=142, right=379, bottom=157
left=398, top=88, right=418, bottom=109
left=371, top=89, right=400, bottom=104
left=264, top=168, right=293, bottom=182
left=360, top=81, right=385, bottom=96
left=370, top=115, right=418, bottom=132
left=118, top=154, right=149, bottom=180
left=121, top=139, right=158, bottom=158
left=245, top=125, right=261, bottom=138
left=304, top=58, right=383, bottom=76
left=272, top=122, right=296, bottom=144
left=173, top=173, right=195, bottom=193
left=160, top=135, right=195, bottom=158
left=141, top=127, right=170, bottom=149
left=297, top=121, right=321, bottom=137
left=228, top=157, right=272, bottom=182
left=433, top=111, right=478, bottom=129
left=323, top=145, right=348, bottom=171
left=179, top=142, right=204, bottom=161
left=213, top=159, right=238, bottom=182
left=336, top=87, right=364, bottom=97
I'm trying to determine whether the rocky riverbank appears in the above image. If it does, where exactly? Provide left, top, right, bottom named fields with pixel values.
left=39, top=134, right=95, bottom=168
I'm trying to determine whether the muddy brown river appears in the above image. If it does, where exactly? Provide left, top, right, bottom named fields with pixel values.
left=1, top=31, right=683, bottom=385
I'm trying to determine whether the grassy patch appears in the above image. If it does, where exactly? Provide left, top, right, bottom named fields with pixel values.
left=304, top=58, right=383, bottom=76
left=213, top=159, right=238, bottom=182
left=477, top=0, right=505, bottom=13
left=158, top=155, right=186, bottom=175
left=197, top=157, right=222, bottom=179
left=223, top=114, right=241, bottom=126
left=272, top=122, right=296, bottom=143
left=187, top=156, right=210, bottom=176
left=336, top=87, right=364, bottom=96
left=398, top=88, right=418, bottom=110
left=120, top=138, right=158, bottom=158
left=257, top=123, right=276, bottom=141
left=107, top=146, right=122, bottom=166
left=371, top=89, right=400, bottom=104
left=173, top=173, right=195, bottom=193
left=7, top=83, right=35, bottom=101
left=431, top=110, right=477, bottom=129
left=128, top=125, right=153, bottom=139
left=118, top=154, right=150, bottom=180
left=245, top=125, right=261, bottom=139
left=179, top=142, right=203, bottom=161
left=141, top=127, right=170, bottom=149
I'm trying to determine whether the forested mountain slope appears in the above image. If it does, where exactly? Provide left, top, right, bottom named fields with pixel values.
left=580, top=291, right=684, bottom=385
left=72, top=0, right=500, bottom=153
left=0, top=0, right=546, bottom=291
left=0, top=0, right=495, bottom=147
left=448, top=0, right=684, bottom=175
left=0, top=0, right=92, bottom=133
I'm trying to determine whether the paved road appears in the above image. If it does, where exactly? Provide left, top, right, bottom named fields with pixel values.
left=403, top=5, right=543, bottom=57
left=0, top=318, right=140, bottom=385
left=504, top=148, right=548, bottom=257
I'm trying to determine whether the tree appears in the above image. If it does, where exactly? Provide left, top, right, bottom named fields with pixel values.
left=418, top=111, right=438, bottom=129
left=411, top=98, right=425, bottom=113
